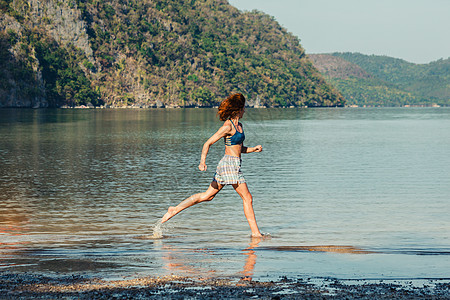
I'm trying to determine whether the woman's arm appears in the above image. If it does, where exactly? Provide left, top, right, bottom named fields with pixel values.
left=199, top=123, right=232, bottom=171
left=241, top=145, right=263, bottom=154
left=239, top=123, right=263, bottom=154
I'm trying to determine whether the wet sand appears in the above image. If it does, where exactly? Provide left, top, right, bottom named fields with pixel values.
left=1, top=272, right=449, bottom=299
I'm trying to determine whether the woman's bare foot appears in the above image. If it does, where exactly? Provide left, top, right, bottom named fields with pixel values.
left=251, top=232, right=263, bottom=238
left=161, top=206, right=177, bottom=224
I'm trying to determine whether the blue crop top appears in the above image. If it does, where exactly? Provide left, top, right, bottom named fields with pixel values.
left=224, top=120, right=245, bottom=146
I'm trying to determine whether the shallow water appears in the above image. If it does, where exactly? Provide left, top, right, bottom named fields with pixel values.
left=1, top=108, right=449, bottom=280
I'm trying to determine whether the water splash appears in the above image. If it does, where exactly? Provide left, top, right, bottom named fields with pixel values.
left=152, top=220, right=163, bottom=239
left=134, top=220, right=164, bottom=240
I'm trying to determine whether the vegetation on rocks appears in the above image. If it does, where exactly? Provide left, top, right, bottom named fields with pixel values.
left=0, top=0, right=344, bottom=108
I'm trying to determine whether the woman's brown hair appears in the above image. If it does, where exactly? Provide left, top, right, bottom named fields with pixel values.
left=217, top=93, right=246, bottom=121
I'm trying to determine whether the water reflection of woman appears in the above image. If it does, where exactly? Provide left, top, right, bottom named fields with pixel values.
left=240, top=236, right=261, bottom=281
left=161, top=93, right=263, bottom=237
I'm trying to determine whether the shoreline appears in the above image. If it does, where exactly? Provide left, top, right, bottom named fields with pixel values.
left=1, top=272, right=449, bottom=299
left=1, top=105, right=449, bottom=110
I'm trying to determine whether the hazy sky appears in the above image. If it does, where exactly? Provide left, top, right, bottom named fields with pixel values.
left=228, top=0, right=450, bottom=64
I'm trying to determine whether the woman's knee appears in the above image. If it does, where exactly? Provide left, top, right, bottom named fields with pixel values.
left=242, top=195, right=253, bottom=205
left=198, top=192, right=215, bottom=202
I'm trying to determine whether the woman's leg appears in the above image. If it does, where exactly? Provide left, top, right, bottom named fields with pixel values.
left=161, top=181, right=224, bottom=223
left=232, top=182, right=262, bottom=237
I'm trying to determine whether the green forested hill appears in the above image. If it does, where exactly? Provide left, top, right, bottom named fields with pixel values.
left=0, top=0, right=344, bottom=108
left=308, top=54, right=417, bottom=107
left=326, top=52, right=449, bottom=106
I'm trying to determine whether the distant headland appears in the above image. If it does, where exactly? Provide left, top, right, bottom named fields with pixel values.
left=308, top=52, right=449, bottom=107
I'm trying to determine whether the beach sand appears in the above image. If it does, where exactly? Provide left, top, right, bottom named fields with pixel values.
left=1, top=272, right=449, bottom=299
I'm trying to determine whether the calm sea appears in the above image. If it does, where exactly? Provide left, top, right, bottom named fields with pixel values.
left=1, top=108, right=449, bottom=281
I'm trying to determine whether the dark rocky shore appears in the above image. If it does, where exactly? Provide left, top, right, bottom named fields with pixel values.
left=1, top=273, right=449, bottom=299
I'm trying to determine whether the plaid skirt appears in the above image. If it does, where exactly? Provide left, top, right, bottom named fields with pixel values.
left=212, top=155, right=246, bottom=185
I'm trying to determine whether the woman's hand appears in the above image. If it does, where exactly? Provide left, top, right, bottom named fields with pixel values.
left=198, top=162, right=207, bottom=171
left=253, top=145, right=263, bottom=152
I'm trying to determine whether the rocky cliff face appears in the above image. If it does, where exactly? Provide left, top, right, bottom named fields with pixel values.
left=0, top=13, right=47, bottom=107
left=24, top=0, right=94, bottom=63
left=1, top=0, right=98, bottom=108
